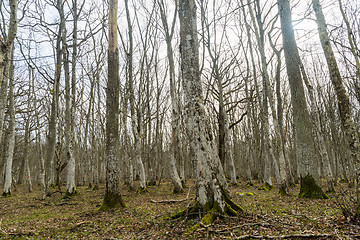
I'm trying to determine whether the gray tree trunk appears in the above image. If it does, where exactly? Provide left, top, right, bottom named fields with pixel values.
left=175, top=0, right=243, bottom=224
left=99, top=0, right=126, bottom=210
left=2, top=45, right=15, bottom=197
left=312, top=0, right=360, bottom=213
left=278, top=0, right=327, bottom=198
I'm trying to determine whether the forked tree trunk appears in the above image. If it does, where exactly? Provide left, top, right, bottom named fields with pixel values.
left=174, top=0, right=243, bottom=227
left=98, top=0, right=126, bottom=210
left=278, top=0, right=327, bottom=199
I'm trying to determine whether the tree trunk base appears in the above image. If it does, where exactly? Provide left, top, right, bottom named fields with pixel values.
left=98, top=193, right=127, bottom=211
left=172, top=191, right=244, bottom=232
left=2, top=191, right=11, bottom=198
left=258, top=182, right=273, bottom=191
left=299, top=174, right=328, bottom=199
left=137, top=187, right=149, bottom=194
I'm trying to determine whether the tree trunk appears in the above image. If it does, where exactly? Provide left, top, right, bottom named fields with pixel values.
left=124, top=0, right=147, bottom=193
left=98, top=0, right=126, bottom=210
left=278, top=0, right=327, bottom=199
left=158, top=0, right=184, bottom=193
left=46, top=3, right=62, bottom=195
left=60, top=0, right=77, bottom=196
left=312, top=0, right=360, bottom=215
left=174, top=0, right=243, bottom=227
left=2, top=45, right=15, bottom=197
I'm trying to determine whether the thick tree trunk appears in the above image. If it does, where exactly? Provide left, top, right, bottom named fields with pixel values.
left=174, top=0, right=243, bottom=227
left=278, top=0, right=327, bottom=198
left=99, top=0, right=126, bottom=210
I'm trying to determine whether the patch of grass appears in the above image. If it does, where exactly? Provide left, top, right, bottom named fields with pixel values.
left=0, top=179, right=357, bottom=239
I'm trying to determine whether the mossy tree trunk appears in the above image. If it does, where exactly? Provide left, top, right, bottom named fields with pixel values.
left=99, top=0, right=126, bottom=210
left=277, top=0, right=327, bottom=199
left=312, top=0, right=360, bottom=212
left=177, top=0, right=243, bottom=225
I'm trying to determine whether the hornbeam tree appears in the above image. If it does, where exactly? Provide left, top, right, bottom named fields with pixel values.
left=98, top=0, right=126, bottom=210
left=173, top=0, right=243, bottom=227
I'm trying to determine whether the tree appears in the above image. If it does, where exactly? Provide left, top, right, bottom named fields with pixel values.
left=2, top=45, right=15, bottom=197
left=277, top=0, right=327, bottom=198
left=0, top=0, right=17, bottom=158
left=174, top=0, right=243, bottom=227
left=98, top=0, right=126, bottom=210
left=158, top=0, right=184, bottom=193
left=312, top=0, right=360, bottom=217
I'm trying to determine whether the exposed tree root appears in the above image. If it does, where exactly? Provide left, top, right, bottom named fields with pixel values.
left=137, top=187, right=149, bottom=194
left=172, top=195, right=244, bottom=233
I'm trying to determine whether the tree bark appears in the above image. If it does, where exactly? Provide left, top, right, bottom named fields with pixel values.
left=278, top=0, right=327, bottom=198
left=312, top=0, right=360, bottom=214
left=98, top=0, right=126, bottom=210
left=174, top=0, right=243, bottom=226
left=2, top=45, right=15, bottom=197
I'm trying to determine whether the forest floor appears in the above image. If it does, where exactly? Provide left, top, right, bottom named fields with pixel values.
left=0, top=179, right=359, bottom=239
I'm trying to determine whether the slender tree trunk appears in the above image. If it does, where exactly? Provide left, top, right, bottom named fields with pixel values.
left=46, top=3, right=62, bottom=195
left=278, top=0, right=327, bottom=198
left=124, top=0, right=147, bottom=193
left=312, top=0, right=360, bottom=214
left=2, top=45, right=15, bottom=197
left=158, top=0, right=183, bottom=193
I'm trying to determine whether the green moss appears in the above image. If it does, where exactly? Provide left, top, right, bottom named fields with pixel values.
left=229, top=182, right=239, bottom=187
left=235, top=192, right=254, bottom=196
left=137, top=187, right=149, bottom=194
left=279, top=186, right=289, bottom=196
left=97, top=192, right=127, bottom=211
left=299, top=174, right=328, bottom=199
left=258, top=182, right=273, bottom=191
left=2, top=191, right=11, bottom=198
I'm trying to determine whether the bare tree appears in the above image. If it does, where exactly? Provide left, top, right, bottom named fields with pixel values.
left=98, top=0, right=126, bottom=210
left=174, top=0, right=243, bottom=226
left=277, top=0, right=327, bottom=198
